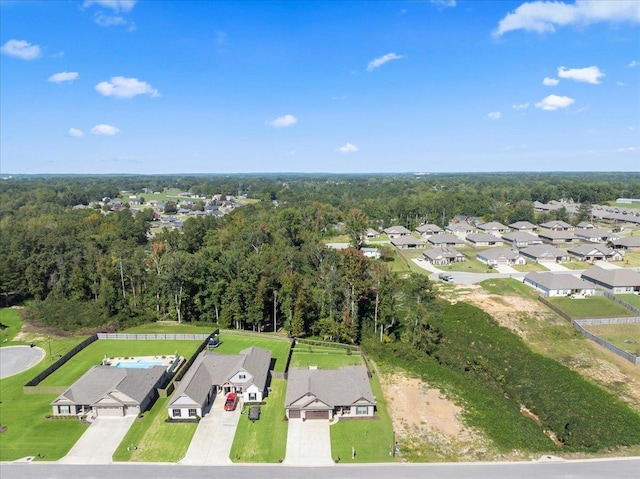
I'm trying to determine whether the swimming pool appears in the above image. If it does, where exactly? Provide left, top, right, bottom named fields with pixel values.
left=115, top=359, right=167, bottom=369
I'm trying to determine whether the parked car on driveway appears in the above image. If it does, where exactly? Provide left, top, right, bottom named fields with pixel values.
left=224, top=392, right=239, bottom=411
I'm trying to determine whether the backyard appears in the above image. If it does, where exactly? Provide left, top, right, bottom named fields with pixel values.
left=583, top=323, right=640, bottom=355
left=289, top=343, right=364, bottom=369
left=546, top=296, right=635, bottom=319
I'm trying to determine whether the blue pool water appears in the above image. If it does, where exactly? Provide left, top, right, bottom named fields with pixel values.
left=115, top=360, right=166, bottom=369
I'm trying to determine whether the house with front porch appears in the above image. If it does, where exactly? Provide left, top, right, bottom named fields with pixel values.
left=574, top=228, right=618, bottom=243
left=520, top=245, right=570, bottom=263
left=383, top=226, right=411, bottom=239
left=446, top=222, right=476, bottom=238
left=285, top=366, right=375, bottom=420
left=477, top=221, right=510, bottom=236
left=476, top=248, right=525, bottom=267
left=508, top=221, right=537, bottom=232
left=422, top=247, right=466, bottom=265
left=167, top=346, right=271, bottom=420
left=567, top=245, right=623, bottom=263
left=539, top=220, right=574, bottom=231
left=415, top=223, right=443, bottom=238
left=523, top=272, right=596, bottom=297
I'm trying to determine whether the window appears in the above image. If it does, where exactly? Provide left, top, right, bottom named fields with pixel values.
left=173, top=409, right=181, bottom=418
left=248, top=393, right=257, bottom=401
left=58, top=405, right=70, bottom=415
left=239, top=374, right=246, bottom=379
left=356, top=406, right=368, bottom=416
left=188, top=409, right=197, bottom=417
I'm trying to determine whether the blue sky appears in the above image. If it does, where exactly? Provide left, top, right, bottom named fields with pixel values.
left=1, top=0, right=639, bottom=174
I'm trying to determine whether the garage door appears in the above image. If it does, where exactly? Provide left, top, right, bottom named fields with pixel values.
left=288, top=409, right=301, bottom=419
left=97, top=406, right=124, bottom=417
left=305, top=410, right=329, bottom=420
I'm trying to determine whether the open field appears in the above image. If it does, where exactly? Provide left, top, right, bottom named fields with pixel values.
left=547, top=296, right=635, bottom=319
left=230, top=378, right=288, bottom=463
left=584, top=323, right=640, bottom=354
left=114, top=396, right=198, bottom=462
left=330, top=363, right=396, bottom=463
left=289, top=344, right=363, bottom=369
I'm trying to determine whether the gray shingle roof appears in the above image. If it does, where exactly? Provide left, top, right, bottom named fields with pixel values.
left=581, top=266, right=640, bottom=287
left=383, top=225, right=411, bottom=235
left=390, top=236, right=425, bottom=247
left=428, top=234, right=464, bottom=245
left=525, top=272, right=595, bottom=291
left=466, top=233, right=503, bottom=243
left=477, top=248, right=521, bottom=262
left=477, top=221, right=508, bottom=231
left=502, top=231, right=541, bottom=244
left=520, top=245, right=568, bottom=260
left=508, top=221, right=537, bottom=230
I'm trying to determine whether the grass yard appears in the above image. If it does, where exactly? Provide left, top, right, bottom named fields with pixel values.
left=479, top=278, right=541, bottom=301
left=330, top=362, right=396, bottom=463
left=561, top=261, right=590, bottom=270
left=215, top=332, right=292, bottom=372
left=0, top=308, right=24, bottom=343
left=583, top=323, right=640, bottom=354
left=617, top=294, right=640, bottom=310
left=125, top=322, right=219, bottom=334
left=442, top=260, right=494, bottom=274
left=230, top=378, right=288, bottom=463
left=547, top=296, right=635, bottom=319
left=113, top=397, right=197, bottom=462
left=511, top=262, right=548, bottom=273
left=289, top=344, right=363, bottom=369
left=620, top=251, right=640, bottom=268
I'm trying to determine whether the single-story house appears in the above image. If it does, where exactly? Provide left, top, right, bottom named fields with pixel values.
left=567, top=245, right=623, bottom=262
left=581, top=266, right=640, bottom=294
left=539, top=220, right=574, bottom=231
left=476, top=248, right=525, bottom=267
left=574, top=228, right=617, bottom=243
left=520, top=245, right=570, bottom=263
left=446, top=222, right=476, bottom=238
left=537, top=230, right=578, bottom=244
left=415, top=223, right=443, bottom=238
left=466, top=233, right=504, bottom=247
left=361, top=247, right=381, bottom=259
left=422, top=247, right=466, bottom=265
left=576, top=221, right=596, bottom=229
left=383, top=226, right=412, bottom=239
left=508, top=221, right=537, bottom=232
left=391, top=236, right=426, bottom=249
left=285, top=366, right=376, bottom=420
left=608, top=236, right=640, bottom=251
left=523, top=272, right=596, bottom=297
left=502, top=231, right=543, bottom=247
left=51, top=365, right=168, bottom=417
left=364, top=228, right=380, bottom=239
left=428, top=233, right=464, bottom=247
left=477, top=221, right=510, bottom=236
left=168, top=346, right=271, bottom=420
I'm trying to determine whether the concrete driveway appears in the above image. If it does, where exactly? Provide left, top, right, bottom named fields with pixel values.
left=59, top=416, right=136, bottom=464
left=283, top=418, right=333, bottom=466
left=542, top=262, right=569, bottom=272
left=495, top=264, right=518, bottom=274
left=180, top=394, right=241, bottom=465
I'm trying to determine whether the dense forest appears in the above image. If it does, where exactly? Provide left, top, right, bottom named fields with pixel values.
left=1, top=172, right=639, bottom=341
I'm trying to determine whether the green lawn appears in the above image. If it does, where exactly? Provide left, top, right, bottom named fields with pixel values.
left=617, top=294, right=640, bottom=310
left=511, top=262, right=548, bottom=273
left=479, top=278, right=541, bottom=301
left=561, top=261, right=590, bottom=270
left=330, top=362, right=396, bottom=463
left=620, top=251, right=640, bottom=267
left=0, top=308, right=23, bottom=343
left=113, top=396, right=197, bottom=462
left=441, top=260, right=494, bottom=274
left=290, top=345, right=363, bottom=369
left=583, top=323, right=640, bottom=354
left=125, top=322, right=219, bottom=334
left=547, top=296, right=635, bottom=318
left=215, top=332, right=292, bottom=372
left=230, top=378, right=288, bottom=463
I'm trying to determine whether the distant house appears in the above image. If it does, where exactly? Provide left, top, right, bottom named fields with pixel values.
left=567, top=245, right=623, bottom=262
left=364, top=228, right=380, bottom=239
left=520, top=245, right=569, bottom=263
left=581, top=266, right=640, bottom=294
left=285, top=366, right=376, bottom=420
left=428, top=233, right=464, bottom=247
left=508, top=221, right=537, bottom=232
left=361, top=247, right=381, bottom=259
left=51, top=365, right=168, bottom=418
left=539, top=220, right=574, bottom=231
left=537, top=230, right=578, bottom=244
left=383, top=226, right=412, bottom=239
left=523, top=272, right=596, bottom=297
left=446, top=222, right=476, bottom=238
left=390, top=236, right=426, bottom=249
left=422, top=247, right=466, bottom=265
left=168, top=347, right=271, bottom=420
left=573, top=228, right=618, bottom=243
left=476, top=248, right=525, bottom=267
left=576, top=221, right=596, bottom=229
left=415, top=223, right=443, bottom=238
left=502, top=231, right=543, bottom=248
left=466, top=233, right=504, bottom=247
left=477, top=221, right=510, bottom=236
left=608, top=236, right=640, bottom=251
left=326, top=243, right=351, bottom=250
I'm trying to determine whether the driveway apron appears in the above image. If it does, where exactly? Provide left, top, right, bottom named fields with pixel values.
left=180, top=394, right=241, bottom=465
left=59, top=416, right=136, bottom=464
left=283, top=418, right=333, bottom=466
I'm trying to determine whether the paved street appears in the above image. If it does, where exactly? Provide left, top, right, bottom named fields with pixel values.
left=0, top=346, right=45, bottom=379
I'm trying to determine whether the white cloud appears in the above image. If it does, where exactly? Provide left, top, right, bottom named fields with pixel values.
left=487, top=112, right=502, bottom=120
left=367, top=53, right=405, bottom=71
left=431, top=0, right=457, bottom=7
left=266, top=114, right=298, bottom=128
left=543, top=77, right=559, bottom=86
left=91, top=124, right=120, bottom=135
left=67, top=128, right=84, bottom=138
left=618, top=147, right=638, bottom=152
left=48, top=71, right=79, bottom=83
left=95, top=76, right=159, bottom=98
left=557, top=66, right=604, bottom=84
left=94, top=13, right=127, bottom=27
left=337, top=143, right=359, bottom=153
left=83, top=0, right=138, bottom=13
left=512, top=102, right=530, bottom=110
left=629, top=60, right=640, bottom=68
left=493, top=0, right=640, bottom=37
left=535, top=94, right=575, bottom=111
left=1, top=39, right=42, bottom=60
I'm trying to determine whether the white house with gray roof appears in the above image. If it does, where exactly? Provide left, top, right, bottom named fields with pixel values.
left=509, top=221, right=537, bottom=232
left=415, top=223, right=443, bottom=238
left=539, top=220, right=574, bottom=231
left=524, top=272, right=596, bottom=297
left=520, top=245, right=569, bottom=263
left=477, top=221, right=509, bottom=236
left=51, top=365, right=167, bottom=417
left=477, top=248, right=525, bottom=267
left=574, top=228, right=618, bottom=243
left=422, top=247, right=466, bottom=265
left=285, top=366, right=375, bottom=420
left=168, top=346, right=271, bottom=419
left=466, top=233, right=504, bottom=247
left=581, top=266, right=640, bottom=294
left=383, top=225, right=411, bottom=239
left=502, top=231, right=543, bottom=247
left=567, top=245, right=623, bottom=263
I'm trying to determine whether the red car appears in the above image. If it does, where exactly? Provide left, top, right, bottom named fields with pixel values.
left=224, top=392, right=239, bottom=411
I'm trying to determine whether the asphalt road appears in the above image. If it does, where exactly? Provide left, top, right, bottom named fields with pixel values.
left=2, top=458, right=639, bottom=479
left=0, top=346, right=45, bottom=379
